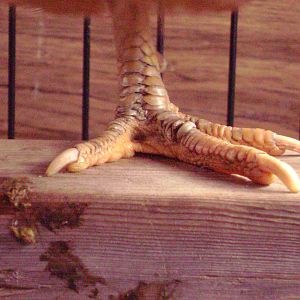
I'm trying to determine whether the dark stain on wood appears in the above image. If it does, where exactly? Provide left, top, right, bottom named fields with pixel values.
left=0, top=177, right=32, bottom=209
left=0, top=177, right=88, bottom=244
left=9, top=202, right=88, bottom=243
left=111, top=280, right=181, bottom=300
left=10, top=224, right=37, bottom=244
left=40, top=241, right=106, bottom=292
left=36, top=202, right=88, bottom=232
left=0, top=177, right=36, bottom=244
left=88, top=287, right=99, bottom=299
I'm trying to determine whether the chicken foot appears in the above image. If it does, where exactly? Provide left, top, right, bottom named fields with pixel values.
left=46, top=0, right=300, bottom=192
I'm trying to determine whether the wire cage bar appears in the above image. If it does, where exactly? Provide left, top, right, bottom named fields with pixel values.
left=82, top=16, right=91, bottom=141
left=8, top=6, right=16, bottom=139
left=227, top=11, right=239, bottom=127
left=156, top=1, right=165, bottom=55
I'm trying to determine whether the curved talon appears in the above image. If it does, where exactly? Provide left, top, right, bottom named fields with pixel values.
left=274, top=135, right=300, bottom=153
left=46, top=148, right=79, bottom=176
left=257, top=154, right=300, bottom=193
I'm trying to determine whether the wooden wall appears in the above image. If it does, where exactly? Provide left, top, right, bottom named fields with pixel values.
left=0, top=0, right=299, bottom=140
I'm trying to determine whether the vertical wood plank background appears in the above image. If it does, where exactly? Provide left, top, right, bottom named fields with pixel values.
left=0, top=0, right=299, bottom=140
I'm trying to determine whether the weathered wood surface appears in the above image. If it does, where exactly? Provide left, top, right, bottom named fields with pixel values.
left=0, top=0, right=299, bottom=140
left=0, top=140, right=300, bottom=299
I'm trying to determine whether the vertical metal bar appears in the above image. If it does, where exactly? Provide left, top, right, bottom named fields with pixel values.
left=82, top=17, right=90, bottom=141
left=227, top=11, right=239, bottom=127
left=8, top=6, right=16, bottom=139
left=156, top=0, right=165, bottom=55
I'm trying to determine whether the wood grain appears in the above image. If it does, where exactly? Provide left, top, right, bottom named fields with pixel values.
left=0, top=0, right=299, bottom=140
left=0, top=140, right=300, bottom=299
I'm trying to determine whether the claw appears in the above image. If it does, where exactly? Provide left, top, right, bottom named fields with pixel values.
left=46, top=148, right=79, bottom=176
left=275, top=134, right=300, bottom=153
left=257, top=154, right=300, bottom=193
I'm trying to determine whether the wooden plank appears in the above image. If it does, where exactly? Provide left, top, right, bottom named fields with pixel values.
left=0, top=140, right=300, bottom=299
left=0, top=0, right=299, bottom=140
left=0, top=140, right=299, bottom=200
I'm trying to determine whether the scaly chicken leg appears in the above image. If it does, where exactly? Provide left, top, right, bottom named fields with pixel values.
left=46, top=0, right=300, bottom=192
